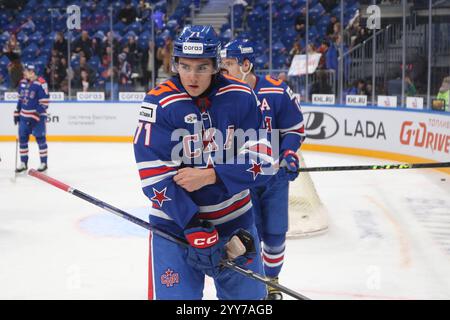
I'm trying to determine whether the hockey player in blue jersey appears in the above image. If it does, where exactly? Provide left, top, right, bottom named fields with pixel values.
left=13, top=64, right=50, bottom=173
left=221, top=39, right=306, bottom=300
left=133, top=25, right=276, bottom=300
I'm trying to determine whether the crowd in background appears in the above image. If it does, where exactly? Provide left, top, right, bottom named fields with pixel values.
left=0, top=0, right=448, bottom=109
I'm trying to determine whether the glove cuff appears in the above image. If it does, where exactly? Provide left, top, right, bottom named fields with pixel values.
left=184, top=220, right=219, bottom=249
left=282, top=149, right=299, bottom=161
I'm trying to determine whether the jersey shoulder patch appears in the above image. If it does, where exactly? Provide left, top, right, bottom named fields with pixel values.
left=138, top=101, right=158, bottom=123
left=147, top=80, right=180, bottom=97
left=37, top=77, right=47, bottom=84
left=264, top=75, right=283, bottom=87
left=223, top=74, right=247, bottom=84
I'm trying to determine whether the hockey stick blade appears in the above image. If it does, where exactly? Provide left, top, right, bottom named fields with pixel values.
left=298, top=162, right=450, bottom=173
left=28, top=169, right=310, bottom=300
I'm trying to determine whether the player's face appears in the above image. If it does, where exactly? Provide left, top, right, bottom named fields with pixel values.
left=23, top=69, right=32, bottom=80
left=221, top=58, right=241, bottom=79
left=177, top=58, right=215, bottom=97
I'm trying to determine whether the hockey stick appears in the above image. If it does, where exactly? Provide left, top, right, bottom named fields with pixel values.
left=11, top=136, right=19, bottom=183
left=298, top=162, right=450, bottom=173
left=28, top=169, right=310, bottom=300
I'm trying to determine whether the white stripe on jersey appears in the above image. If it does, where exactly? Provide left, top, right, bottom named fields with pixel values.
left=198, top=189, right=249, bottom=213
left=160, top=93, right=191, bottom=108
left=216, top=84, right=252, bottom=96
left=205, top=201, right=252, bottom=226
left=141, top=171, right=177, bottom=188
left=137, top=160, right=181, bottom=170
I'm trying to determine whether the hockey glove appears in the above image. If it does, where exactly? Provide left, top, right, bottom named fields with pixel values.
left=225, top=228, right=256, bottom=266
left=279, top=150, right=300, bottom=181
left=13, top=110, right=19, bottom=125
left=184, top=220, right=225, bottom=278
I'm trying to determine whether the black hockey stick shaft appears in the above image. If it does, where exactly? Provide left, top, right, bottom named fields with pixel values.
left=28, top=169, right=309, bottom=300
left=299, top=162, right=450, bottom=172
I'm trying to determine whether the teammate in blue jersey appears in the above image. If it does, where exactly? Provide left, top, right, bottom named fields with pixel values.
left=133, top=25, right=276, bottom=300
left=221, top=39, right=306, bottom=300
left=14, top=64, right=50, bottom=173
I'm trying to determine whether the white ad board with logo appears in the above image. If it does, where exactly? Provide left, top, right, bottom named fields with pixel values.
left=1, top=102, right=448, bottom=163
left=406, top=97, right=424, bottom=110
left=302, top=106, right=449, bottom=163
left=377, top=95, right=397, bottom=108
left=312, top=94, right=335, bottom=105
left=0, top=102, right=140, bottom=137
left=346, top=95, right=368, bottom=106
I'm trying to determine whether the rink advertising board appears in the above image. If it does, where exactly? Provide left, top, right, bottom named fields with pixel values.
left=0, top=102, right=139, bottom=141
left=301, top=105, right=450, bottom=164
left=0, top=102, right=448, bottom=164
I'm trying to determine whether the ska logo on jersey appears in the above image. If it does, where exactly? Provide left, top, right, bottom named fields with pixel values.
left=260, top=98, right=270, bottom=111
left=160, top=268, right=180, bottom=288
left=151, top=187, right=171, bottom=207
left=247, top=160, right=263, bottom=180
left=184, top=113, right=198, bottom=124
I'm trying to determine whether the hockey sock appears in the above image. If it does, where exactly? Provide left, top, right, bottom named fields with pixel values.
left=262, top=233, right=286, bottom=278
left=36, top=137, right=48, bottom=164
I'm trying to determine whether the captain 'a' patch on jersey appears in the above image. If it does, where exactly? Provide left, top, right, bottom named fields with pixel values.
left=139, top=102, right=157, bottom=123
left=260, top=98, right=271, bottom=111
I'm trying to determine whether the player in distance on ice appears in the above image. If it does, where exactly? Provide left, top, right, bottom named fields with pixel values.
left=13, top=63, right=50, bottom=173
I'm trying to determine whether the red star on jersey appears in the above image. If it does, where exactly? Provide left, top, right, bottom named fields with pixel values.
left=247, top=160, right=263, bottom=180
left=151, top=187, right=171, bottom=207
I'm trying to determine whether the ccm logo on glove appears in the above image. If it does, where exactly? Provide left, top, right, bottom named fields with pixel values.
left=186, top=230, right=219, bottom=248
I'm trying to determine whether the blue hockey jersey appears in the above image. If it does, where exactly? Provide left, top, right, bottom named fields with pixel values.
left=133, top=74, right=275, bottom=236
left=254, top=75, right=305, bottom=158
left=16, top=77, right=49, bottom=122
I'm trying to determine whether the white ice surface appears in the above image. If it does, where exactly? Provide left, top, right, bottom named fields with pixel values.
left=0, top=142, right=449, bottom=300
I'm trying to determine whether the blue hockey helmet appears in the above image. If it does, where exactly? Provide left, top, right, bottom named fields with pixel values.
left=221, top=38, right=256, bottom=65
left=172, top=25, right=221, bottom=71
left=24, top=63, right=36, bottom=71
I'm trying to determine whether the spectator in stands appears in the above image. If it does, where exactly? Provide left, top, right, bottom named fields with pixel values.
left=77, top=69, right=91, bottom=92
left=118, top=0, right=137, bottom=25
left=124, top=36, right=139, bottom=70
left=3, top=33, right=21, bottom=60
left=45, top=54, right=67, bottom=91
left=353, top=26, right=369, bottom=48
left=141, top=40, right=160, bottom=88
left=326, top=34, right=349, bottom=89
left=405, top=75, right=416, bottom=96
left=118, top=52, right=132, bottom=90
left=103, top=32, right=120, bottom=63
left=346, top=79, right=367, bottom=96
left=7, top=55, right=23, bottom=89
left=317, top=40, right=329, bottom=69
left=72, top=30, right=93, bottom=60
left=277, top=71, right=292, bottom=88
left=72, top=54, right=96, bottom=89
left=53, top=32, right=67, bottom=58
left=305, top=43, right=316, bottom=55
left=137, top=0, right=151, bottom=22
left=288, top=41, right=302, bottom=64
left=326, top=16, right=338, bottom=38
left=157, top=36, right=173, bottom=76
left=294, top=8, right=307, bottom=36
left=310, top=70, right=333, bottom=98
left=331, top=22, right=341, bottom=39
left=21, top=17, right=36, bottom=33
left=437, top=76, right=450, bottom=111
left=91, top=37, right=103, bottom=59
